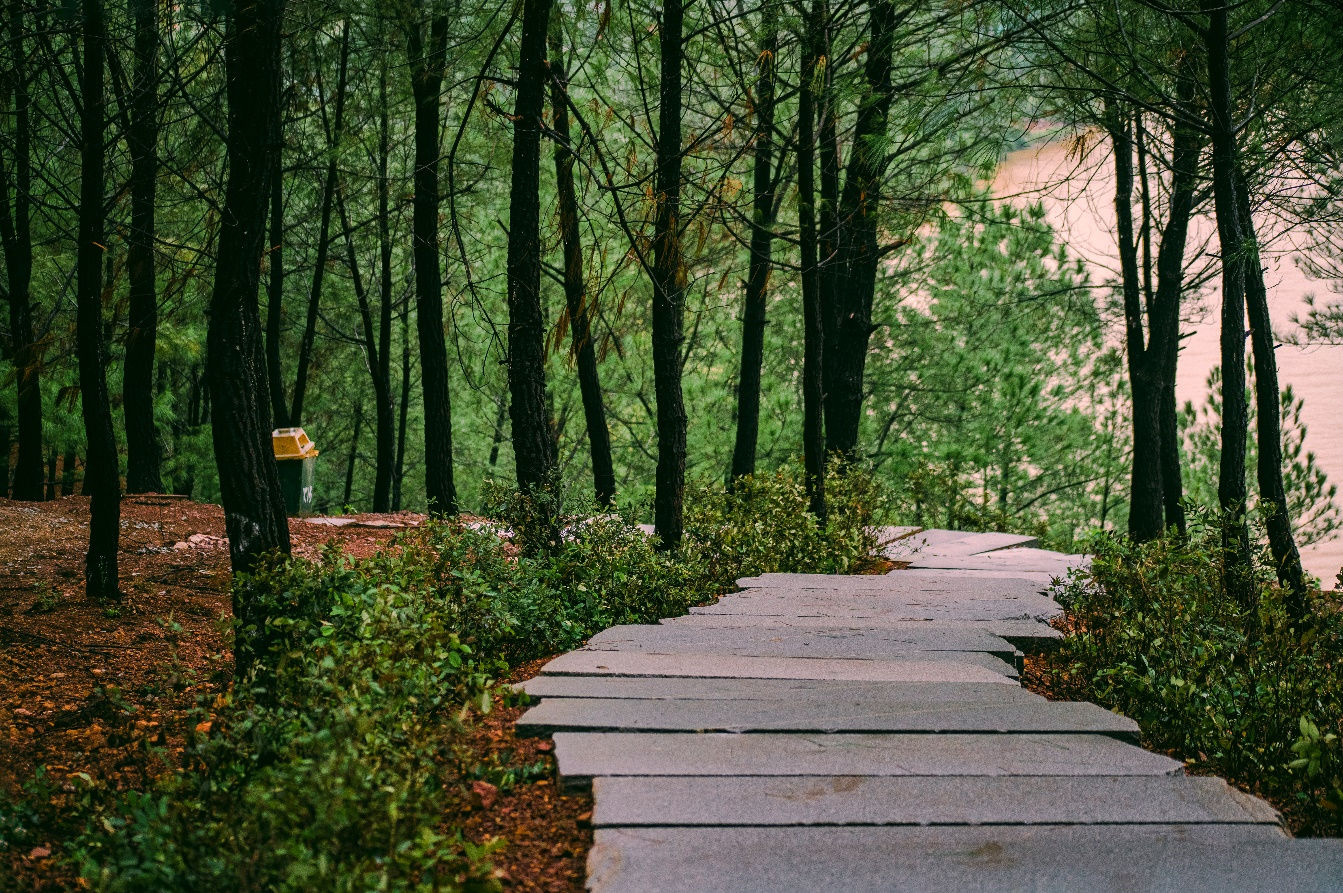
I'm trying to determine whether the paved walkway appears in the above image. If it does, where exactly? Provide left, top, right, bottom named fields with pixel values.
left=517, top=529, right=1343, bottom=891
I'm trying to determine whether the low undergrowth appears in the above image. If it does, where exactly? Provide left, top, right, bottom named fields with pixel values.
left=8, top=465, right=883, bottom=890
left=1048, top=525, right=1343, bottom=836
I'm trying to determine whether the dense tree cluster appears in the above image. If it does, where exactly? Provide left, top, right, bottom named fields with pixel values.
left=2, top=0, right=1341, bottom=622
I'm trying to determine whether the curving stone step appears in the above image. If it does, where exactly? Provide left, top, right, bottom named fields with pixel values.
left=588, top=775, right=1281, bottom=828
left=537, top=650, right=1018, bottom=684
left=517, top=696, right=1137, bottom=738
left=587, top=826, right=1343, bottom=893
left=517, top=677, right=1045, bottom=702
left=552, top=732, right=1183, bottom=789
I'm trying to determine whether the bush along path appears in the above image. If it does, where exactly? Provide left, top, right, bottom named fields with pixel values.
left=516, top=528, right=1343, bottom=892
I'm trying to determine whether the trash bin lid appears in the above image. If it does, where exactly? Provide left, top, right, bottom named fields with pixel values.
left=272, top=427, right=319, bottom=459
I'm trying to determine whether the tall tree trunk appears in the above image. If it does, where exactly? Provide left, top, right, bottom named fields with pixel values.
left=798, top=4, right=826, bottom=522
left=265, top=162, right=289, bottom=428
left=0, top=0, right=43, bottom=501
left=730, top=9, right=777, bottom=482
left=1236, top=169, right=1307, bottom=614
left=823, top=0, right=897, bottom=461
left=1153, top=67, right=1200, bottom=537
left=507, top=0, right=559, bottom=514
left=408, top=9, right=457, bottom=516
left=1202, top=0, right=1255, bottom=613
left=816, top=1, right=840, bottom=457
left=61, top=448, right=78, bottom=496
left=651, top=0, right=688, bottom=549
left=124, top=0, right=162, bottom=493
left=343, top=402, right=362, bottom=508
left=392, top=305, right=411, bottom=511
left=370, top=58, right=395, bottom=512
left=1107, top=106, right=1163, bottom=541
left=550, top=25, right=615, bottom=508
left=78, top=0, right=120, bottom=600
left=208, top=0, right=291, bottom=671
left=289, top=22, right=350, bottom=427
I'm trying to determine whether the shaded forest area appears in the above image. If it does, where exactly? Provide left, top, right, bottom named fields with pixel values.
left=2, top=0, right=1342, bottom=605
left=5, top=0, right=1343, bottom=885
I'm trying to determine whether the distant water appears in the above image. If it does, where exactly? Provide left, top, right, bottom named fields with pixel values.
left=995, top=139, right=1343, bottom=586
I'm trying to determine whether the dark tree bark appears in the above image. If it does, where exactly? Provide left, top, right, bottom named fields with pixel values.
left=822, top=0, right=897, bottom=461
left=289, top=22, right=350, bottom=427
left=1236, top=169, right=1307, bottom=615
left=1153, top=67, right=1200, bottom=537
left=343, top=402, right=362, bottom=508
left=77, top=0, right=120, bottom=600
left=123, top=0, right=162, bottom=493
left=507, top=0, right=559, bottom=509
left=369, top=59, right=396, bottom=512
left=651, top=0, right=688, bottom=549
left=265, top=163, right=289, bottom=428
left=798, top=5, right=826, bottom=522
left=550, top=26, right=615, bottom=508
left=392, top=306, right=411, bottom=511
left=61, top=448, right=78, bottom=497
left=407, top=7, right=457, bottom=516
left=0, top=0, right=43, bottom=502
left=729, top=8, right=778, bottom=482
left=207, top=0, right=291, bottom=658
left=1108, top=107, right=1163, bottom=541
left=1202, top=0, right=1255, bottom=613
left=44, top=449, right=57, bottom=500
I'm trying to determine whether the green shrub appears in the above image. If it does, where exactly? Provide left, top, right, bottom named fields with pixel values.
left=684, top=463, right=887, bottom=582
left=1052, top=524, right=1343, bottom=835
left=73, top=469, right=892, bottom=888
left=73, top=542, right=508, bottom=891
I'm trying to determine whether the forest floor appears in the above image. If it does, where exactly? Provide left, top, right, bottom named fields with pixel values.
left=0, top=496, right=589, bottom=891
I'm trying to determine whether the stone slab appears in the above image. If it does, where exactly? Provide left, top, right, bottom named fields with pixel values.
left=517, top=677, right=1045, bottom=703
left=589, top=775, right=1280, bottom=827
left=907, top=548, right=1087, bottom=575
left=538, top=651, right=1018, bottom=684
left=553, top=732, right=1183, bottom=786
left=659, top=615, right=1063, bottom=652
left=736, top=570, right=1051, bottom=592
left=691, top=593, right=1062, bottom=623
left=587, top=826, right=1343, bottom=893
left=571, top=646, right=1020, bottom=677
left=886, top=530, right=1042, bottom=559
left=518, top=697, right=1136, bottom=738
left=585, top=624, right=1019, bottom=663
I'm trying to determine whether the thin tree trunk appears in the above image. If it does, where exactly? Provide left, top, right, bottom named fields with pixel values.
left=651, top=0, right=688, bottom=549
left=343, top=402, right=362, bottom=508
left=265, top=160, right=289, bottom=428
left=730, top=9, right=777, bottom=482
left=1202, top=0, right=1255, bottom=613
left=408, top=8, right=457, bottom=516
left=124, top=0, right=162, bottom=493
left=0, top=0, right=43, bottom=501
left=208, top=0, right=291, bottom=669
left=61, top=448, right=78, bottom=497
left=77, top=0, right=120, bottom=600
left=45, top=448, right=57, bottom=500
left=1153, top=67, right=1200, bottom=537
left=1236, top=168, right=1307, bottom=614
left=392, top=305, right=411, bottom=511
left=289, top=22, right=350, bottom=427
left=823, top=0, right=897, bottom=461
left=1107, top=105, right=1163, bottom=541
left=370, top=58, right=395, bottom=512
left=799, top=4, right=826, bottom=522
left=550, top=25, right=615, bottom=507
left=507, top=0, right=559, bottom=513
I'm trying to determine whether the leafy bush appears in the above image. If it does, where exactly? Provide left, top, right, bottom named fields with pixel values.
left=73, top=546, right=508, bottom=892
left=1051, top=524, right=1343, bottom=835
left=684, top=463, right=887, bottom=581
left=73, top=468, right=890, bottom=888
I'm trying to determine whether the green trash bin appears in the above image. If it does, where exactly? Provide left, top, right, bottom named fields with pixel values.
left=272, top=428, right=319, bottom=516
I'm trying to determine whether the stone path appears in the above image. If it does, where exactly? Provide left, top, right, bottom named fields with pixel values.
left=517, top=528, right=1343, bottom=891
